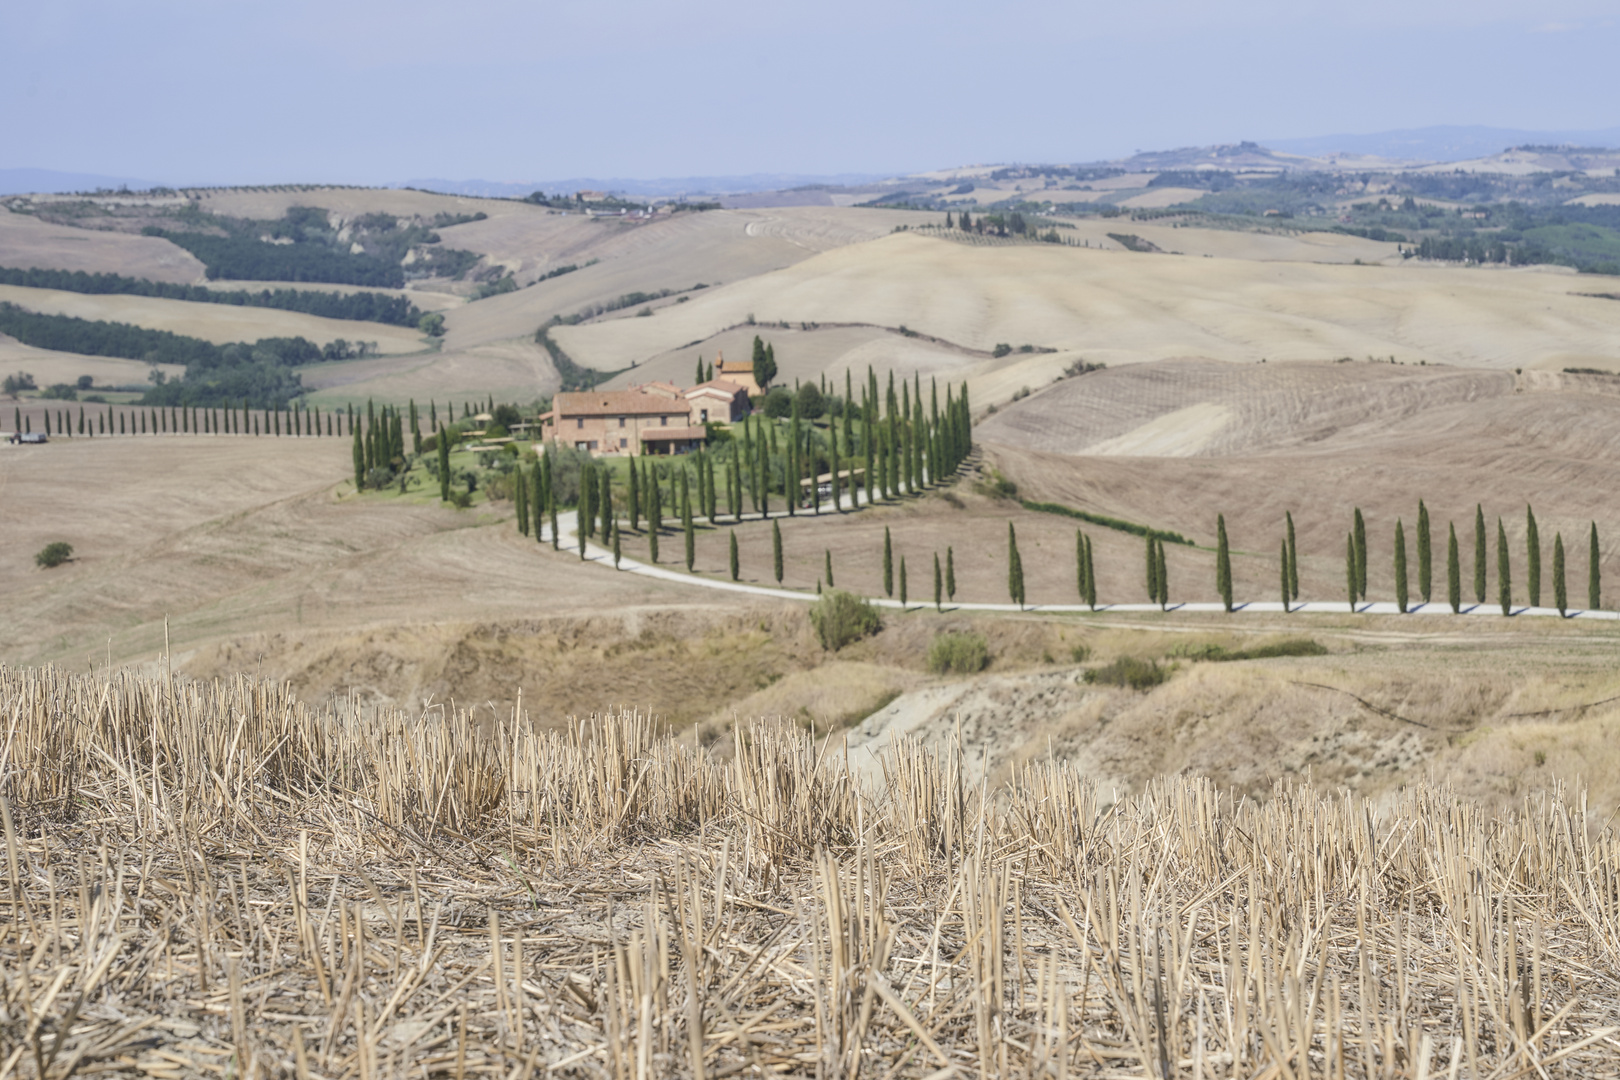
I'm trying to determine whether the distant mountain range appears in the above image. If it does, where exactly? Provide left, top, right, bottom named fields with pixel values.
left=393, top=174, right=894, bottom=199
left=1263, top=125, right=1620, bottom=162
left=6, top=125, right=1619, bottom=198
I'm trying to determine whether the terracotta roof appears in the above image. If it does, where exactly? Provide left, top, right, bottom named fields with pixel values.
left=639, top=425, right=708, bottom=441
left=637, top=381, right=684, bottom=399
left=685, top=379, right=747, bottom=399
left=552, top=390, right=690, bottom=418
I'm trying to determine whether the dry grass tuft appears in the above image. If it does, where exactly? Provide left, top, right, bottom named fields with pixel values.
left=2, top=662, right=1618, bottom=1078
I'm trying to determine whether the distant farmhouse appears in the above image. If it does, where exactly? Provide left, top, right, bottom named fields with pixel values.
left=539, top=376, right=750, bottom=457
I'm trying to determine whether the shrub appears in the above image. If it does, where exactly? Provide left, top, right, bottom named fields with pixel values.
left=1083, top=656, right=1167, bottom=690
left=34, top=541, right=73, bottom=568
left=1069, top=643, right=1092, bottom=663
left=992, top=343, right=1012, bottom=358
left=809, top=590, right=882, bottom=651
left=928, top=632, right=989, bottom=674
left=1172, top=638, right=1327, bottom=663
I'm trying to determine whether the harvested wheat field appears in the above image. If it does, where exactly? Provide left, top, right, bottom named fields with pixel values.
left=1, top=664, right=1617, bottom=1080
left=550, top=232, right=1620, bottom=378
left=0, top=209, right=207, bottom=282
left=0, top=284, right=426, bottom=353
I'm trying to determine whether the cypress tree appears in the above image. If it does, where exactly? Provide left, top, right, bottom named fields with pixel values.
left=613, top=523, right=622, bottom=568
left=530, top=463, right=544, bottom=540
left=824, top=548, right=835, bottom=588
left=683, top=478, right=696, bottom=572
left=788, top=399, right=800, bottom=517
left=730, top=531, right=740, bottom=581
left=934, top=552, right=943, bottom=612
left=1346, top=534, right=1357, bottom=612
left=946, top=546, right=957, bottom=602
left=772, top=519, right=783, bottom=584
left=353, top=423, right=365, bottom=490
left=601, top=467, right=612, bottom=540
left=1008, top=522, right=1025, bottom=609
left=1497, top=517, right=1512, bottom=615
left=1083, top=534, right=1097, bottom=611
left=1474, top=505, right=1487, bottom=603
left=1280, top=540, right=1291, bottom=614
left=1077, top=530, right=1088, bottom=603
left=1156, top=540, right=1168, bottom=611
left=1353, top=508, right=1367, bottom=600
left=1447, top=523, right=1461, bottom=613
left=1286, top=510, right=1298, bottom=602
left=883, top=527, right=894, bottom=596
left=1417, top=500, right=1431, bottom=603
left=830, top=432, right=842, bottom=513
left=1526, top=506, right=1541, bottom=608
left=515, top=465, right=529, bottom=535
left=1394, top=519, right=1409, bottom=614
left=900, top=557, right=908, bottom=608
left=1216, top=514, right=1233, bottom=613
left=864, top=411, right=877, bottom=507
left=648, top=510, right=659, bottom=562
left=550, top=490, right=560, bottom=553
left=1554, top=532, right=1567, bottom=616
left=650, top=466, right=663, bottom=537
left=1146, top=532, right=1159, bottom=603
left=580, top=463, right=594, bottom=539
left=1590, top=522, right=1602, bottom=611
left=628, top=457, right=641, bottom=531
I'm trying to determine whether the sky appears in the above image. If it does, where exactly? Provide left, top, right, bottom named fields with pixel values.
left=4, top=0, right=1618, bottom=186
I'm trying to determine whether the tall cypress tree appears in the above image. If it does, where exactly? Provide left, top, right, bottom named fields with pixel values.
left=1590, top=522, right=1602, bottom=611
left=1554, top=532, right=1567, bottom=616
left=1353, top=508, right=1367, bottom=600
left=628, top=457, right=641, bottom=531
left=1083, top=534, right=1096, bottom=611
left=883, top=527, right=894, bottom=597
left=438, top=429, right=451, bottom=501
left=1155, top=539, right=1168, bottom=611
left=899, top=556, right=908, bottom=608
left=772, top=519, right=783, bottom=584
left=1146, top=532, right=1159, bottom=603
left=1417, top=500, right=1432, bottom=603
left=730, top=531, right=740, bottom=581
left=682, top=472, right=695, bottom=572
left=934, top=553, right=943, bottom=612
left=541, top=459, right=554, bottom=540
left=1008, top=522, right=1025, bottom=609
left=1497, top=517, right=1512, bottom=615
left=825, top=548, right=834, bottom=589
left=1447, top=523, right=1461, bottom=613
left=946, top=546, right=956, bottom=602
left=1280, top=539, right=1291, bottom=614
left=1285, top=510, right=1299, bottom=603
left=580, top=462, right=595, bottom=540
left=612, top=523, right=622, bottom=568
left=515, top=465, right=529, bottom=535
left=352, top=422, right=365, bottom=490
left=1077, top=530, right=1088, bottom=604
left=1346, top=534, right=1357, bottom=612
left=578, top=506, right=588, bottom=560
left=1526, top=506, right=1542, bottom=608
left=1394, top=519, right=1409, bottom=614
left=1474, top=505, right=1487, bottom=604
left=1216, top=514, right=1233, bottom=613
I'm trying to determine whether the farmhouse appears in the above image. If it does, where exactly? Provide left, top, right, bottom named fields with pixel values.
left=539, top=388, right=697, bottom=456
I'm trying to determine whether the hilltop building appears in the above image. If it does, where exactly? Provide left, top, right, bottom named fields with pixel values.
left=538, top=378, right=751, bottom=457
left=715, top=352, right=763, bottom=397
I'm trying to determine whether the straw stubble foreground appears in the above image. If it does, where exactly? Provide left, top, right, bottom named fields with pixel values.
left=1, top=664, right=1618, bottom=1078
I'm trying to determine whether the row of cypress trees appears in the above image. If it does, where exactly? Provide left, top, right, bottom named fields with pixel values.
left=15, top=401, right=350, bottom=439
left=1338, top=503, right=1599, bottom=615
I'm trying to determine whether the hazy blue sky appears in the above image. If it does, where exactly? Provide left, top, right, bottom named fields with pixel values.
left=5, top=0, right=1616, bottom=185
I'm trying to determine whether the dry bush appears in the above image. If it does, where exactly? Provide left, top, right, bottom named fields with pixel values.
left=0, top=663, right=1617, bottom=1079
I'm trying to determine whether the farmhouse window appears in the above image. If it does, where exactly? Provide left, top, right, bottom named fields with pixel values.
left=619, top=438, right=627, bottom=448
left=660, top=416, right=668, bottom=426
left=576, top=418, right=584, bottom=429
left=618, top=416, right=625, bottom=427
